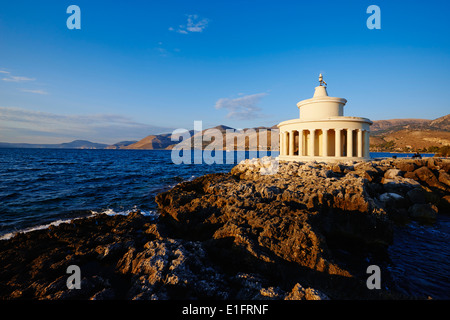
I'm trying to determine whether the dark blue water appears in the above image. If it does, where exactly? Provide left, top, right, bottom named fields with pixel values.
left=0, top=149, right=241, bottom=237
left=388, top=218, right=450, bottom=299
left=371, top=152, right=435, bottom=159
left=0, top=148, right=448, bottom=299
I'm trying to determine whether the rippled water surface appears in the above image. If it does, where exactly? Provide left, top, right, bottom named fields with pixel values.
left=0, top=149, right=236, bottom=236
left=388, top=216, right=450, bottom=299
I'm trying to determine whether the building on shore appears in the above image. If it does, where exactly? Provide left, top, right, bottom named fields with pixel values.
left=277, top=74, right=372, bottom=162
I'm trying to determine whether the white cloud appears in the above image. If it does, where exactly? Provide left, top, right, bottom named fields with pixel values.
left=1, top=70, right=47, bottom=95
left=155, top=41, right=180, bottom=57
left=21, top=89, right=48, bottom=95
left=214, top=93, right=268, bottom=120
left=0, top=107, right=173, bottom=144
left=170, top=14, right=209, bottom=34
left=155, top=46, right=169, bottom=57
left=2, top=75, right=35, bottom=82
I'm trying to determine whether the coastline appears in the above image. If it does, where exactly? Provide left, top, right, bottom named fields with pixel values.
left=0, top=157, right=449, bottom=300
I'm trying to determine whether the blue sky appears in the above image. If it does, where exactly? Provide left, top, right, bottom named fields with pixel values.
left=0, top=0, right=449, bottom=143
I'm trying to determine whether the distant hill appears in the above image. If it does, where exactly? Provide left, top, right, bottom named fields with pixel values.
left=123, top=125, right=278, bottom=151
left=371, top=115, right=450, bottom=134
left=123, top=134, right=174, bottom=150
left=59, top=140, right=108, bottom=149
left=370, top=118, right=431, bottom=133
left=122, top=130, right=195, bottom=150
left=178, top=125, right=277, bottom=151
left=369, top=114, right=450, bottom=152
left=430, top=114, right=450, bottom=131
left=105, top=141, right=138, bottom=149
left=0, top=140, right=108, bottom=149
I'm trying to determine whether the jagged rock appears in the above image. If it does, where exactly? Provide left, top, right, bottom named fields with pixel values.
left=284, top=283, right=329, bottom=300
left=379, top=192, right=404, bottom=203
left=156, top=160, right=395, bottom=283
left=406, top=188, right=427, bottom=204
left=233, top=273, right=285, bottom=299
left=441, top=195, right=450, bottom=211
left=1, top=158, right=449, bottom=301
left=439, top=171, right=450, bottom=187
left=384, top=169, right=402, bottom=179
left=414, top=166, right=445, bottom=190
left=408, top=203, right=438, bottom=223
left=403, top=171, right=417, bottom=180
left=382, top=177, right=421, bottom=194
left=393, top=160, right=418, bottom=172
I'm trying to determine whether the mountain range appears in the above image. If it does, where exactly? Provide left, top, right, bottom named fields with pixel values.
left=369, top=114, right=450, bottom=152
left=1, top=114, right=449, bottom=152
left=0, top=140, right=111, bottom=149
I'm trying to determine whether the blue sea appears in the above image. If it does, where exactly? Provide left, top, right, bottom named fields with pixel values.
left=0, top=148, right=448, bottom=299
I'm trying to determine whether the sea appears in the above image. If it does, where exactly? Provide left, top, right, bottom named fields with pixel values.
left=0, top=148, right=448, bottom=299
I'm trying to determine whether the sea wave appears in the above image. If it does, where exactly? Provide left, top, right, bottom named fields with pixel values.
left=0, top=217, right=80, bottom=241
left=0, top=207, right=159, bottom=241
left=91, top=207, right=158, bottom=218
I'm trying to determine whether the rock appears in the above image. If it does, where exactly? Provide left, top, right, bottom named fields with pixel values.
left=408, top=204, right=438, bottom=223
left=403, top=171, right=417, bottom=180
left=413, top=166, right=443, bottom=190
left=384, top=169, right=402, bottom=179
left=441, top=161, right=450, bottom=173
left=439, top=171, right=450, bottom=187
left=382, top=177, right=420, bottom=194
left=284, top=283, right=329, bottom=300
left=406, top=188, right=427, bottom=204
left=332, top=164, right=345, bottom=174
left=233, top=273, right=285, bottom=299
left=90, top=288, right=116, bottom=300
left=378, top=193, right=408, bottom=223
left=379, top=192, right=404, bottom=202
left=413, top=159, right=426, bottom=167
left=414, top=166, right=435, bottom=181
left=260, top=185, right=282, bottom=199
left=427, top=158, right=438, bottom=170
left=393, top=160, right=417, bottom=172
left=156, top=159, right=394, bottom=281
left=440, top=195, right=450, bottom=211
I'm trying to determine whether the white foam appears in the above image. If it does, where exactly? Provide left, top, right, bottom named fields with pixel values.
left=91, top=207, right=157, bottom=217
left=0, top=207, right=158, bottom=241
left=0, top=217, right=80, bottom=241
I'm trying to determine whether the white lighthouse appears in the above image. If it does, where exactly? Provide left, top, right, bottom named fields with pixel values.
left=277, top=74, right=372, bottom=161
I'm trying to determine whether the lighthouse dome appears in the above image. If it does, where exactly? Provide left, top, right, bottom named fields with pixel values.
left=296, top=80, right=347, bottom=120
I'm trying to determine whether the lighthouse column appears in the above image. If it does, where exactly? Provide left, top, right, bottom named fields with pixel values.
left=347, top=129, right=353, bottom=157
left=309, top=129, right=316, bottom=157
left=279, top=132, right=284, bottom=155
left=322, top=129, right=328, bottom=157
left=289, top=130, right=294, bottom=156
left=335, top=129, right=342, bottom=157
left=364, top=130, right=370, bottom=158
left=284, top=131, right=289, bottom=156
left=298, top=130, right=303, bottom=156
left=357, top=129, right=363, bottom=158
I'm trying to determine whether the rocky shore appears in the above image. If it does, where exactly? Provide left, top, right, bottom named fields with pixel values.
left=0, top=158, right=449, bottom=300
